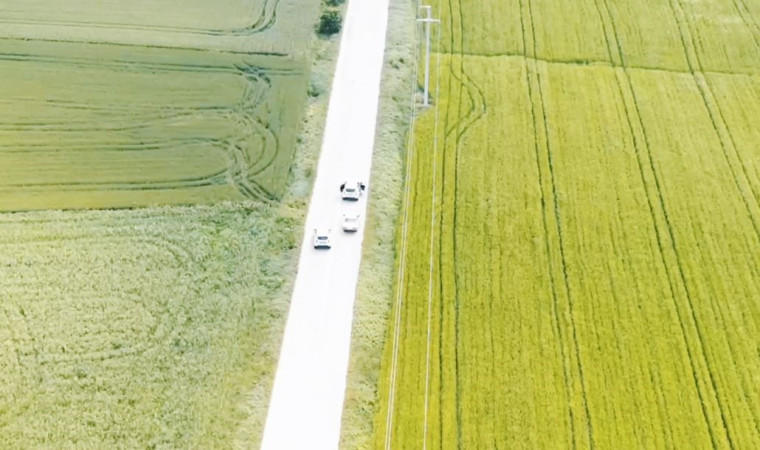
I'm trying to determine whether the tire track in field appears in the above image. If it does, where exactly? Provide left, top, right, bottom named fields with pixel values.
left=669, top=0, right=760, bottom=237
left=0, top=56, right=285, bottom=204
left=515, top=1, right=577, bottom=447
left=0, top=98, right=231, bottom=113
left=669, top=0, right=760, bottom=438
left=0, top=0, right=280, bottom=38
left=590, top=0, right=720, bottom=446
left=228, top=67, right=280, bottom=201
left=0, top=217, right=200, bottom=359
left=523, top=0, right=595, bottom=447
left=0, top=236, right=193, bottom=364
left=728, top=0, right=760, bottom=51
left=671, top=0, right=760, bottom=432
left=438, top=0, right=464, bottom=445
left=437, top=0, right=487, bottom=445
left=437, top=0, right=459, bottom=445
left=593, top=0, right=741, bottom=446
left=0, top=219, right=198, bottom=430
left=0, top=302, right=41, bottom=430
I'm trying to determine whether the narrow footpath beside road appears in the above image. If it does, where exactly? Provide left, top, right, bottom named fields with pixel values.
left=260, top=0, right=390, bottom=448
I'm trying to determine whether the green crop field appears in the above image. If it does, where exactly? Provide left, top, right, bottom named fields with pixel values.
left=0, top=0, right=317, bottom=54
left=0, top=0, right=320, bottom=212
left=0, top=0, right=328, bottom=446
left=366, top=0, right=760, bottom=448
left=0, top=39, right=306, bottom=211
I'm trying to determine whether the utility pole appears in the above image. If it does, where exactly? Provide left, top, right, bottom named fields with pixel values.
left=417, top=5, right=439, bottom=107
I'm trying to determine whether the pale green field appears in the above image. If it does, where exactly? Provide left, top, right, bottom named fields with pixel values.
left=0, top=0, right=319, bottom=212
left=361, top=0, right=760, bottom=448
left=0, top=0, right=270, bottom=30
left=0, top=204, right=303, bottom=448
left=0, top=0, right=335, bottom=447
left=0, top=0, right=319, bottom=55
left=0, top=39, right=307, bottom=211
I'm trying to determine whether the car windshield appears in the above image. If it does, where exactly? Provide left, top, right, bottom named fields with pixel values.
left=345, top=187, right=355, bottom=192
left=317, top=235, right=328, bottom=239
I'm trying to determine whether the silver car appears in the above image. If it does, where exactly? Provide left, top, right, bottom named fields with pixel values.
left=340, top=181, right=366, bottom=201
left=313, top=228, right=332, bottom=249
left=342, top=214, right=360, bottom=232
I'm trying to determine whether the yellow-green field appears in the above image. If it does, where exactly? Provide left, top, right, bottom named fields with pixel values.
left=369, top=0, right=760, bottom=448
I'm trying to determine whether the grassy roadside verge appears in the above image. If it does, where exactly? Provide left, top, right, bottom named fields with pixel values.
left=232, top=6, right=351, bottom=446
left=340, top=0, right=416, bottom=447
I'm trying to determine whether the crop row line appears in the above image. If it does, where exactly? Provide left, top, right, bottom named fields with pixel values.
left=0, top=65, right=278, bottom=204
left=678, top=0, right=760, bottom=433
left=669, top=0, right=760, bottom=236
left=669, top=0, right=760, bottom=439
left=589, top=0, right=721, bottom=446
left=435, top=2, right=458, bottom=446
left=728, top=0, right=760, bottom=51
left=593, top=0, right=749, bottom=446
left=515, top=0, right=578, bottom=447
left=526, top=0, right=597, bottom=447
left=421, top=0, right=444, bottom=444
left=445, top=0, right=462, bottom=446
left=435, top=0, right=489, bottom=447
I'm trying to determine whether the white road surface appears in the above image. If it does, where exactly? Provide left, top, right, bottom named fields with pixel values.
left=260, top=0, right=390, bottom=448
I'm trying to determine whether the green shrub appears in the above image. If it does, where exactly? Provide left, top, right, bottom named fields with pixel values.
left=317, top=11, right=342, bottom=36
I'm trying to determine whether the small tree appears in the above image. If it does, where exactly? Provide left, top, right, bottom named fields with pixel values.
left=318, top=10, right=342, bottom=36
left=325, top=0, right=345, bottom=6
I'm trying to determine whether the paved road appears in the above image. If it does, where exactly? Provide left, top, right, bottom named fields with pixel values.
left=260, top=0, right=390, bottom=448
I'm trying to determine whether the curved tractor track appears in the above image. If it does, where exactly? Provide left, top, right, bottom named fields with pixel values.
left=0, top=50, right=303, bottom=208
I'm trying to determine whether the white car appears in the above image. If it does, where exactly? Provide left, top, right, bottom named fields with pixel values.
left=340, top=181, right=366, bottom=201
left=313, top=228, right=332, bottom=249
left=342, top=214, right=360, bottom=232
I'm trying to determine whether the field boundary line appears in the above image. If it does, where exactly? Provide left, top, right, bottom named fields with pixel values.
left=424, top=50, right=760, bottom=78
left=383, top=1, right=423, bottom=446
left=421, top=1, right=444, bottom=447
